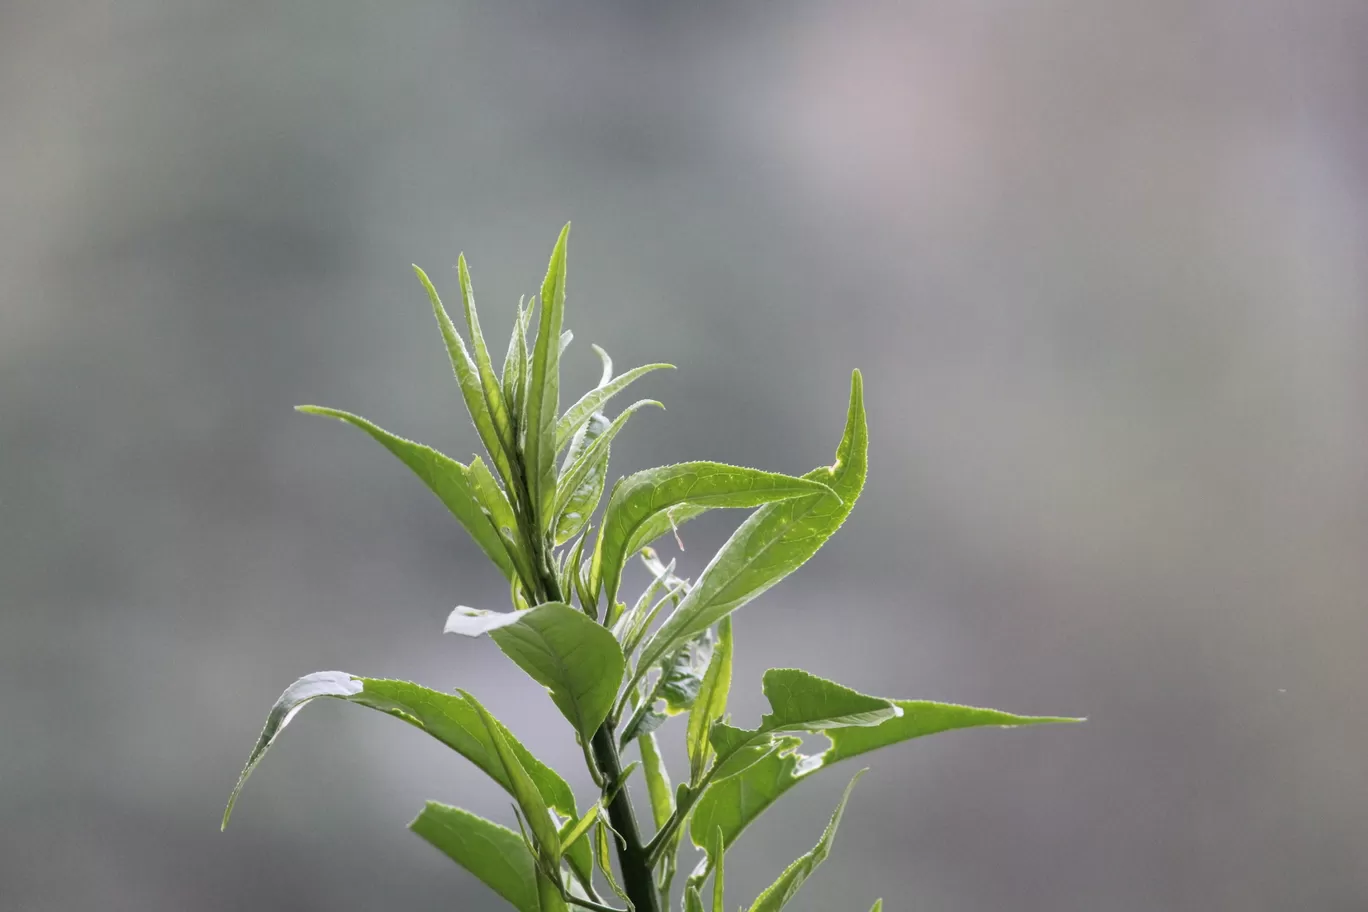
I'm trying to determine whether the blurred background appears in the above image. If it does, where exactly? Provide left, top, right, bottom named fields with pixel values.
left=3, top=2, right=1367, bottom=910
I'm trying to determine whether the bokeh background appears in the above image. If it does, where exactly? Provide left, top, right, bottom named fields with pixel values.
left=4, top=2, right=1367, bottom=910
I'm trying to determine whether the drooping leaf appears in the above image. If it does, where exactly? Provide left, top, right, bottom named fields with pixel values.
left=687, top=618, right=733, bottom=783
left=595, top=819, right=630, bottom=906
left=746, top=771, right=864, bottom=912
left=409, top=802, right=540, bottom=912
left=415, top=265, right=518, bottom=490
left=525, top=224, right=570, bottom=535
left=597, top=462, right=835, bottom=613
left=591, top=343, right=613, bottom=387
left=473, top=602, right=625, bottom=740
left=691, top=697, right=1079, bottom=860
left=223, top=673, right=577, bottom=828
left=456, top=255, right=519, bottom=473
left=294, top=407, right=517, bottom=583
left=639, top=731, right=675, bottom=830
left=638, top=371, right=867, bottom=674
left=553, top=400, right=666, bottom=544
left=556, top=362, right=675, bottom=453
left=554, top=413, right=611, bottom=545
left=464, top=690, right=561, bottom=863
left=444, top=606, right=527, bottom=637
left=618, top=699, right=667, bottom=747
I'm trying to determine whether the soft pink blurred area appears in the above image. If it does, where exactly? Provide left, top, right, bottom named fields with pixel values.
left=3, top=2, right=1366, bottom=910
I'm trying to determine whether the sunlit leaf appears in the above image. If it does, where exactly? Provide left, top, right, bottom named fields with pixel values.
left=556, top=362, right=675, bottom=453
left=409, top=802, right=540, bottom=912
left=465, top=690, right=561, bottom=863
left=503, top=297, right=530, bottom=431
left=294, top=406, right=517, bottom=583
left=595, top=819, right=630, bottom=907
left=223, top=673, right=577, bottom=828
left=525, top=224, right=570, bottom=535
left=746, top=771, right=864, bottom=912
left=597, top=462, right=834, bottom=614
left=711, top=827, right=726, bottom=912
left=758, top=668, right=900, bottom=732
left=687, top=618, right=733, bottom=783
left=555, top=412, right=610, bottom=545
left=552, top=400, right=665, bottom=544
left=640, top=372, right=867, bottom=675
left=456, top=255, right=518, bottom=475
left=457, top=602, right=625, bottom=740
left=639, top=732, right=674, bottom=830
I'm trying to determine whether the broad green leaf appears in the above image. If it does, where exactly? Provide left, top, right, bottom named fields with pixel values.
left=597, top=462, right=835, bottom=612
left=758, top=669, right=900, bottom=732
left=456, top=255, right=518, bottom=470
left=556, top=362, right=675, bottom=452
left=415, top=265, right=518, bottom=490
left=409, top=802, right=540, bottom=912
left=746, top=771, right=864, bottom=912
left=294, top=407, right=517, bottom=584
left=687, top=618, right=733, bottom=783
left=640, top=372, right=867, bottom=675
left=503, top=297, right=529, bottom=431
left=222, top=672, right=577, bottom=828
left=484, top=602, right=625, bottom=740
left=639, top=731, right=674, bottom=830
left=691, top=697, right=1078, bottom=859
left=554, top=413, right=610, bottom=545
left=465, top=690, right=561, bottom=862
left=525, top=224, right=570, bottom=534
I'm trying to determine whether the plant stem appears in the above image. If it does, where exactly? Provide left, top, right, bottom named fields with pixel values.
left=530, top=530, right=661, bottom=912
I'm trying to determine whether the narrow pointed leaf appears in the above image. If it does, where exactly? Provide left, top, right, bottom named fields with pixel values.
left=525, top=224, right=570, bottom=533
left=415, top=265, right=518, bottom=490
left=639, top=371, right=868, bottom=673
left=560, top=329, right=574, bottom=354
left=711, top=827, right=726, bottom=912
left=469, top=455, right=537, bottom=588
left=482, top=602, right=625, bottom=740
left=465, top=690, right=561, bottom=862
left=869, top=901, right=883, bottom=912
left=556, top=362, right=675, bottom=452
left=503, top=298, right=529, bottom=430
left=685, top=885, right=706, bottom=912
left=758, top=669, right=900, bottom=732
left=746, top=771, right=864, bottom=912
left=639, top=731, right=674, bottom=830
left=223, top=672, right=577, bottom=828
left=552, top=399, right=662, bottom=536
left=410, top=802, right=540, bottom=912
left=687, top=618, right=733, bottom=783
left=558, top=800, right=603, bottom=855
left=595, top=820, right=631, bottom=907
left=295, top=406, right=517, bottom=583
left=597, top=462, right=835, bottom=611
left=456, top=255, right=518, bottom=465
left=691, top=698, right=1078, bottom=858
left=537, top=869, right=569, bottom=912
left=591, top=343, right=613, bottom=387
left=555, top=412, right=611, bottom=544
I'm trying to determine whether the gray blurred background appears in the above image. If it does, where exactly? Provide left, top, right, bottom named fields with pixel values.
left=4, top=2, right=1367, bottom=910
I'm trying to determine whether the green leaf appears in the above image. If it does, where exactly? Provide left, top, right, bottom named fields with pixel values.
left=464, top=690, right=561, bottom=863
left=612, top=553, right=686, bottom=657
left=639, top=731, right=674, bottom=830
left=618, top=700, right=666, bottom=747
left=415, top=265, right=518, bottom=491
left=640, top=371, right=868, bottom=675
left=591, top=343, right=614, bottom=387
left=456, top=255, right=519, bottom=472
left=555, top=413, right=611, bottom=545
left=711, top=827, right=726, bottom=912
left=595, top=819, right=631, bottom=907
left=409, top=802, right=541, bottom=912
left=525, top=224, right=570, bottom=534
left=558, top=801, right=603, bottom=855
left=758, top=668, right=900, bottom=732
left=503, top=297, right=530, bottom=431
left=556, top=362, right=676, bottom=452
left=659, top=629, right=715, bottom=714
left=685, top=885, right=706, bottom=912
left=469, top=455, right=537, bottom=589
left=597, top=462, right=835, bottom=614
left=691, top=697, right=1079, bottom=861
left=471, top=602, right=625, bottom=740
left=223, top=672, right=577, bottom=828
left=687, top=618, right=733, bottom=783
left=552, top=400, right=665, bottom=544
left=537, top=869, right=569, bottom=912
left=869, top=901, right=883, bottom=912
left=294, top=407, right=517, bottom=584
left=746, top=771, right=864, bottom=912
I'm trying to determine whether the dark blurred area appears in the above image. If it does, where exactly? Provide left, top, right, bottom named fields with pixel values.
left=3, top=2, right=1367, bottom=910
